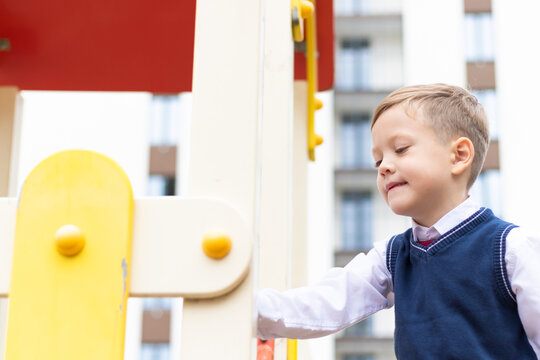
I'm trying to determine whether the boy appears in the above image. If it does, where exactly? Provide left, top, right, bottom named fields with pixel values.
left=257, top=84, right=540, bottom=358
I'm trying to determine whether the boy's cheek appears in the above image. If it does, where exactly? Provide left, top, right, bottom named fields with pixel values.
left=376, top=185, right=387, bottom=200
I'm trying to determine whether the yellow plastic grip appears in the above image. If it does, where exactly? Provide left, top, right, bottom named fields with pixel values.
left=202, top=233, right=232, bottom=259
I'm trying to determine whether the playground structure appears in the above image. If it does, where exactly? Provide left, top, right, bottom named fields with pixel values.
left=0, top=0, right=333, bottom=358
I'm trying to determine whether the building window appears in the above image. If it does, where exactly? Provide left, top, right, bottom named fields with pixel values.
left=469, top=170, right=501, bottom=216
left=335, top=0, right=369, bottom=16
left=341, top=192, right=372, bottom=250
left=149, top=95, right=180, bottom=146
left=143, top=298, right=172, bottom=310
left=147, top=175, right=176, bottom=196
left=344, top=317, right=373, bottom=337
left=341, top=113, right=372, bottom=168
left=342, top=355, right=376, bottom=360
left=141, top=344, right=170, bottom=360
left=471, top=89, right=498, bottom=139
left=464, top=13, right=495, bottom=62
left=336, top=39, right=372, bottom=91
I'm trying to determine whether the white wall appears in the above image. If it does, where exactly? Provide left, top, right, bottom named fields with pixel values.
left=335, top=0, right=401, bottom=16
left=402, top=0, right=466, bottom=86
left=368, top=0, right=402, bottom=14
left=492, top=0, right=540, bottom=231
left=372, top=33, right=404, bottom=90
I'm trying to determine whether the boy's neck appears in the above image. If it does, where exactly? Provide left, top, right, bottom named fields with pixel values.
left=412, top=193, right=469, bottom=228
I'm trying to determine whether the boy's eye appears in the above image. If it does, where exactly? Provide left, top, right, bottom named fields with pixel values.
left=374, top=160, right=382, bottom=168
left=396, top=146, right=409, bottom=154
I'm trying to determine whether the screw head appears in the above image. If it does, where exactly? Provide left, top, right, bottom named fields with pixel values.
left=55, top=225, right=85, bottom=257
left=202, top=233, right=232, bottom=259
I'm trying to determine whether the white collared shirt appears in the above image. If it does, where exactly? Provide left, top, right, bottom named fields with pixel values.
left=412, top=197, right=480, bottom=243
left=257, top=199, right=540, bottom=356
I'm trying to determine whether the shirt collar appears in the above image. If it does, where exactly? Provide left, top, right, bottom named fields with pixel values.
left=412, top=197, right=481, bottom=243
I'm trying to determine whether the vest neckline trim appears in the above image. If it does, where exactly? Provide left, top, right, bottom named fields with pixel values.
left=408, top=207, right=492, bottom=255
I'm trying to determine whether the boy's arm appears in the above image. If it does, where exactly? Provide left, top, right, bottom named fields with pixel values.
left=506, top=227, right=540, bottom=357
left=257, top=239, right=393, bottom=340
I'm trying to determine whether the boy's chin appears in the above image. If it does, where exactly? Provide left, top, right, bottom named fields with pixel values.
left=387, top=202, right=412, bottom=217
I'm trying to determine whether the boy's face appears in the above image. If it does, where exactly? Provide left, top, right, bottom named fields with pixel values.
left=371, top=106, right=457, bottom=227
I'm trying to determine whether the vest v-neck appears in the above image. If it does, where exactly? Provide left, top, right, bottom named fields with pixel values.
left=409, top=208, right=491, bottom=256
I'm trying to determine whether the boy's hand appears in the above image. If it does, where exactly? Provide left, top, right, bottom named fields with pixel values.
left=257, top=338, right=274, bottom=360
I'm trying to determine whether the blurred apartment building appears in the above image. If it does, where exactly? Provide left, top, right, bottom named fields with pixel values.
left=331, top=0, right=499, bottom=359
left=8, top=0, right=519, bottom=358
left=138, top=93, right=188, bottom=359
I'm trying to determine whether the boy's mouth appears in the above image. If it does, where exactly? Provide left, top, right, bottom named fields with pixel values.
left=386, top=181, right=407, bottom=192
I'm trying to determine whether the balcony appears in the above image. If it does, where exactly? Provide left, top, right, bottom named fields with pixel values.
left=335, top=14, right=401, bottom=38
left=335, top=89, right=392, bottom=113
left=336, top=336, right=395, bottom=358
left=335, top=167, right=377, bottom=190
left=334, top=0, right=402, bottom=18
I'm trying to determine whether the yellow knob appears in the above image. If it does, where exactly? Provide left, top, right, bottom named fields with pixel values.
left=55, top=224, right=85, bottom=257
left=300, top=0, right=314, bottom=19
left=315, top=98, right=323, bottom=110
left=315, top=134, right=324, bottom=146
left=202, top=234, right=232, bottom=259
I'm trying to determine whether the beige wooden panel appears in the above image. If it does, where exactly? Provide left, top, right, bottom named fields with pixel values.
left=0, top=199, right=16, bottom=360
left=0, top=197, right=251, bottom=298
left=259, top=0, right=294, bottom=293
left=0, top=86, right=20, bottom=360
left=293, top=81, right=311, bottom=360
left=258, top=0, right=295, bottom=357
left=130, top=197, right=251, bottom=298
left=0, top=199, right=16, bottom=296
left=0, top=87, right=20, bottom=197
left=182, top=0, right=265, bottom=356
left=292, top=81, right=309, bottom=289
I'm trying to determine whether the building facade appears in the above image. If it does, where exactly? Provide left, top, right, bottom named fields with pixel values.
left=331, top=0, right=501, bottom=359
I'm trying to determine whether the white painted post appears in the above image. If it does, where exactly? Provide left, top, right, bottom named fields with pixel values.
left=0, top=87, right=22, bottom=198
left=291, top=82, right=309, bottom=290
left=292, top=81, right=311, bottom=360
left=258, top=0, right=296, bottom=358
left=492, top=0, right=540, bottom=229
left=182, top=0, right=266, bottom=357
left=0, top=87, right=22, bottom=360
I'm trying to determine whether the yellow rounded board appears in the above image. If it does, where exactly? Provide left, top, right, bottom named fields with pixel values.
left=5, top=150, right=134, bottom=359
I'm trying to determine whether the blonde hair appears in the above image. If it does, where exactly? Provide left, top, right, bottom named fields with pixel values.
left=372, top=84, right=490, bottom=188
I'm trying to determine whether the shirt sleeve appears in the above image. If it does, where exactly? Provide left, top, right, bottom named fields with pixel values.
left=506, top=227, right=540, bottom=357
left=256, top=239, right=394, bottom=340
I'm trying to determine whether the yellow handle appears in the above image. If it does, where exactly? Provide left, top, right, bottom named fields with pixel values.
left=291, top=0, right=314, bottom=42
left=306, top=0, right=324, bottom=161
left=287, top=339, right=297, bottom=359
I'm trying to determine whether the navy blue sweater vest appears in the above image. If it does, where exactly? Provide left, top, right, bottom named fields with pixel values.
left=386, top=208, right=536, bottom=359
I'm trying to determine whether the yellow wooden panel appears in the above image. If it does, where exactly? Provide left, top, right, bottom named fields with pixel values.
left=5, top=150, right=134, bottom=359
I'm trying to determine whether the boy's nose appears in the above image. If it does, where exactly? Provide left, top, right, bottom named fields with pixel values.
left=379, top=160, right=395, bottom=175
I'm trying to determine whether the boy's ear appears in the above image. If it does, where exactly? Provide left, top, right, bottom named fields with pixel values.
left=450, top=137, right=474, bottom=175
